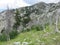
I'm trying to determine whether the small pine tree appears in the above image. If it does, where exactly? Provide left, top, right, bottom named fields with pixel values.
left=13, top=9, right=21, bottom=30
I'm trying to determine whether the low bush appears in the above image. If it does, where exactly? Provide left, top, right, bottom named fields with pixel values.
left=36, top=25, right=43, bottom=31
left=9, top=30, right=18, bottom=39
left=0, top=33, right=7, bottom=41
left=31, top=25, right=43, bottom=31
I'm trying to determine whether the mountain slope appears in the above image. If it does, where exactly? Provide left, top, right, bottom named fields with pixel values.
left=0, top=2, right=60, bottom=34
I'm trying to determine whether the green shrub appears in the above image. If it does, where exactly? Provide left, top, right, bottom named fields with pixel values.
left=36, top=25, right=43, bottom=31
left=26, top=28, right=31, bottom=32
left=22, top=17, right=31, bottom=24
left=0, top=33, right=7, bottom=41
left=31, top=25, right=43, bottom=31
left=9, top=30, right=18, bottom=39
left=35, top=26, right=40, bottom=31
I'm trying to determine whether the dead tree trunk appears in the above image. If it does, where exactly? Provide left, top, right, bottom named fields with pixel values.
left=4, top=6, right=12, bottom=41
left=55, top=15, right=59, bottom=33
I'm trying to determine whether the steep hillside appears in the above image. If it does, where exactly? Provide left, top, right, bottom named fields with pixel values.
left=0, top=2, right=60, bottom=45
left=0, top=2, right=60, bottom=35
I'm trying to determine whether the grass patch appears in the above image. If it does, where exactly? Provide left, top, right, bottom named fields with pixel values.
left=0, top=26, right=60, bottom=45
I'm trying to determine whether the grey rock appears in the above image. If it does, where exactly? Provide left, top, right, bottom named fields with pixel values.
left=0, top=2, right=60, bottom=33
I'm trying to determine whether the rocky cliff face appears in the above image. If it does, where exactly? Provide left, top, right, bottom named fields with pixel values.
left=0, top=2, right=60, bottom=33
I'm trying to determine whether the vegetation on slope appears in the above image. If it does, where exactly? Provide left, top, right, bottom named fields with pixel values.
left=0, top=25, right=60, bottom=45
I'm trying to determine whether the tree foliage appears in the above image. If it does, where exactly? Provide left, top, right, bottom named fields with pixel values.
left=13, top=9, right=21, bottom=30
